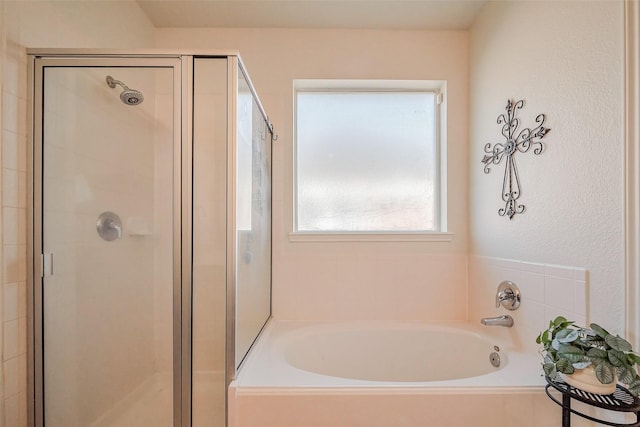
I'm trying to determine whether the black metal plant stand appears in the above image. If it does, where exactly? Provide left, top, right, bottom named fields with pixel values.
left=545, top=377, right=640, bottom=426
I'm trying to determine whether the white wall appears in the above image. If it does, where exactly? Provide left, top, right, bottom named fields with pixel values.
left=156, top=28, right=470, bottom=322
left=5, top=0, right=154, bottom=49
left=469, top=1, right=624, bottom=333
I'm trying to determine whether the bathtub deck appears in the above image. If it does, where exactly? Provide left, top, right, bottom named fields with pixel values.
left=234, top=319, right=547, bottom=389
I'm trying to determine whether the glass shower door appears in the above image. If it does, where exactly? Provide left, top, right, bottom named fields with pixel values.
left=234, top=66, right=272, bottom=369
left=38, top=63, right=178, bottom=427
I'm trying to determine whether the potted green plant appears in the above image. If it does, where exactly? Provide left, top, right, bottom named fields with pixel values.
left=536, top=316, right=640, bottom=396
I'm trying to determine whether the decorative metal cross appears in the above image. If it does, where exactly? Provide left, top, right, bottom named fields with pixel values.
left=481, top=99, right=550, bottom=219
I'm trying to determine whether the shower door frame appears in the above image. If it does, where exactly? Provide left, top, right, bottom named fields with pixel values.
left=27, top=53, right=191, bottom=427
left=27, top=50, right=273, bottom=427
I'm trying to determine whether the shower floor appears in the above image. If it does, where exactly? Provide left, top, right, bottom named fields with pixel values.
left=90, top=371, right=225, bottom=427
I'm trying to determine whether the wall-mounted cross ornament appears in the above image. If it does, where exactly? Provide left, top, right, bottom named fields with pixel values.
left=481, top=99, right=550, bottom=219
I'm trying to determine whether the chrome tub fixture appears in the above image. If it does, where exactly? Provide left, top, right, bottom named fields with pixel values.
left=480, top=315, right=514, bottom=328
left=496, top=280, right=521, bottom=310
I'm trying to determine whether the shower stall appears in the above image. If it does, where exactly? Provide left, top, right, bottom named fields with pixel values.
left=27, top=51, right=273, bottom=427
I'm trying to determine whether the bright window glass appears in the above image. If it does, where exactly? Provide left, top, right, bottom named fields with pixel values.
left=295, top=88, right=440, bottom=232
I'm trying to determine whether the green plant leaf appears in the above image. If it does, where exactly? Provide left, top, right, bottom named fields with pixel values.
left=628, top=353, right=640, bottom=366
left=556, top=329, right=579, bottom=343
left=608, top=349, right=627, bottom=367
left=552, top=338, right=561, bottom=351
left=553, top=316, right=568, bottom=326
left=605, top=335, right=633, bottom=352
left=555, top=358, right=569, bottom=371
left=590, top=323, right=610, bottom=339
left=558, top=345, right=585, bottom=363
left=629, top=379, right=640, bottom=396
left=584, top=336, right=607, bottom=348
left=595, top=363, right=615, bottom=384
left=556, top=357, right=575, bottom=374
left=572, top=361, right=592, bottom=369
left=540, top=330, right=550, bottom=344
left=617, top=366, right=635, bottom=385
left=543, top=363, right=557, bottom=378
left=587, top=347, right=608, bottom=360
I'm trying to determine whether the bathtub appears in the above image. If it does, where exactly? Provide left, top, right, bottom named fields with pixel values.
left=228, top=320, right=574, bottom=427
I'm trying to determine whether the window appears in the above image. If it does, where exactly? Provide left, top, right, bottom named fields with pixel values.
left=294, top=80, right=446, bottom=235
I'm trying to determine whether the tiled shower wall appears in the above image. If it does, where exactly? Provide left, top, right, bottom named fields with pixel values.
left=1, top=34, right=29, bottom=427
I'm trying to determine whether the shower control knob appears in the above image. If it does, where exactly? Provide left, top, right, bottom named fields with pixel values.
left=495, top=281, right=521, bottom=310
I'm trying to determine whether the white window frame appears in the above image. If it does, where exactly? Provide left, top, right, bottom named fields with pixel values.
left=290, top=79, right=452, bottom=242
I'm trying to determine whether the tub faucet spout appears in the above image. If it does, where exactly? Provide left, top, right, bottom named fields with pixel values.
left=480, top=315, right=514, bottom=327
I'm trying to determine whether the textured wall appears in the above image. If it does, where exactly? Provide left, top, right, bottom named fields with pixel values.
left=469, top=1, right=624, bottom=333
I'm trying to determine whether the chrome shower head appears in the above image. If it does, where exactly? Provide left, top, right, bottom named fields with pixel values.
left=106, top=75, right=144, bottom=106
left=119, top=89, right=144, bottom=106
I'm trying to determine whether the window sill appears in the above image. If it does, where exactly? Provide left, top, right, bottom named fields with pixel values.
left=288, top=231, right=454, bottom=243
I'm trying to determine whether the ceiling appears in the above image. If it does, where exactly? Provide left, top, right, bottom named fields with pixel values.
left=136, top=0, right=488, bottom=30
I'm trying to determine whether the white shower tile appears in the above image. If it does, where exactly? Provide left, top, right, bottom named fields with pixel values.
left=19, top=354, right=27, bottom=393
left=3, top=168, right=18, bottom=207
left=18, top=171, right=26, bottom=209
left=574, top=268, right=588, bottom=282
left=3, top=283, right=19, bottom=322
left=3, top=357, right=19, bottom=397
left=545, top=264, right=574, bottom=279
left=2, top=130, right=18, bottom=170
left=18, top=208, right=26, bottom=245
left=3, top=319, right=19, bottom=360
left=544, top=275, right=575, bottom=312
left=519, top=261, right=545, bottom=274
left=19, top=391, right=27, bottom=427
left=2, top=207, right=19, bottom=244
left=2, top=92, right=19, bottom=134
left=516, top=299, right=546, bottom=352
left=544, top=305, right=573, bottom=326
left=18, top=282, right=26, bottom=319
left=3, top=50, right=21, bottom=97
left=488, top=257, right=520, bottom=270
left=17, top=245, right=26, bottom=282
left=19, top=316, right=26, bottom=355
left=2, top=207, right=26, bottom=246
left=574, top=314, right=587, bottom=328
left=574, top=280, right=587, bottom=317
left=3, top=245, right=19, bottom=284
left=18, top=97, right=27, bottom=137
left=17, top=134, right=27, bottom=172
left=517, top=270, right=545, bottom=303
left=4, top=393, right=19, bottom=427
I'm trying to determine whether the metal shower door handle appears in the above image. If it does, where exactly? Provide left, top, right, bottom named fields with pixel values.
left=96, top=211, right=123, bottom=241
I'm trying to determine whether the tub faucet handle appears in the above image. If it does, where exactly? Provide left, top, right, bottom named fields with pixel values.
left=496, top=289, right=514, bottom=307
left=495, top=281, right=521, bottom=310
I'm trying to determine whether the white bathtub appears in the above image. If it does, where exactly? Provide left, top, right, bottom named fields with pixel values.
left=283, top=322, right=507, bottom=382
left=229, top=320, right=567, bottom=427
